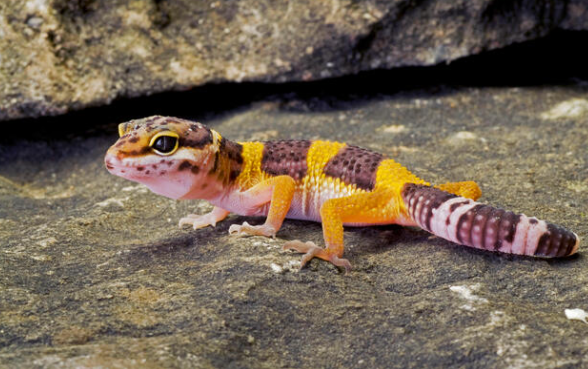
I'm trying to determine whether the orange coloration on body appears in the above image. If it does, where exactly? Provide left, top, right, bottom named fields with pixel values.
left=235, top=141, right=266, bottom=188
left=105, top=116, right=579, bottom=272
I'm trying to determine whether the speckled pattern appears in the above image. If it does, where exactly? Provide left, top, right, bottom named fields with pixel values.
left=261, top=140, right=311, bottom=180
left=323, top=145, right=384, bottom=190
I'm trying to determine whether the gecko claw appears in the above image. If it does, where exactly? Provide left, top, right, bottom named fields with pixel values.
left=283, top=240, right=352, bottom=273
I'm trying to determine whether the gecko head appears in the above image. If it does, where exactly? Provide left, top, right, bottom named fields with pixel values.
left=105, top=116, right=222, bottom=199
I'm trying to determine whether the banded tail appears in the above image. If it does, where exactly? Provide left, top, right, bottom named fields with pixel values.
left=401, top=184, right=580, bottom=257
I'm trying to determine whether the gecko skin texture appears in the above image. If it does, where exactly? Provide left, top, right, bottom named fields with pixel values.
left=105, top=116, right=580, bottom=271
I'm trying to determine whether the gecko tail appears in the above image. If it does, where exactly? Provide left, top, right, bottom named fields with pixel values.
left=401, top=183, right=580, bottom=257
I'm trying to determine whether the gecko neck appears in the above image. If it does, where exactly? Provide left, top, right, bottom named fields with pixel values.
left=181, top=138, right=244, bottom=200
left=212, top=138, right=244, bottom=187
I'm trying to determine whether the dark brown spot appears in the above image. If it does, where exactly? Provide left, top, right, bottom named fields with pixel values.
left=409, top=191, right=421, bottom=222
left=201, top=183, right=208, bottom=189
left=229, top=169, right=240, bottom=181
left=180, top=124, right=213, bottom=148
left=210, top=151, right=220, bottom=174
left=261, top=140, right=311, bottom=181
left=562, top=231, right=578, bottom=257
left=191, top=165, right=200, bottom=174
left=145, top=170, right=151, bottom=174
left=534, top=223, right=578, bottom=257
left=323, top=145, right=384, bottom=191
left=487, top=208, right=506, bottom=250
left=450, top=201, right=470, bottom=212
left=400, top=184, right=459, bottom=231
left=221, top=138, right=244, bottom=165
left=504, top=213, right=521, bottom=243
left=496, top=211, right=517, bottom=250
left=137, top=166, right=144, bottom=171
left=456, top=208, right=476, bottom=245
left=129, top=137, right=139, bottom=143
left=178, top=161, right=192, bottom=171
left=545, top=227, right=562, bottom=257
left=483, top=208, right=501, bottom=250
left=529, top=218, right=538, bottom=224
left=423, top=188, right=457, bottom=231
left=470, top=205, right=492, bottom=249
left=536, top=232, right=551, bottom=256
left=160, top=171, right=167, bottom=175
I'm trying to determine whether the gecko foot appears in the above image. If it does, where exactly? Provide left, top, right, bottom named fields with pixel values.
left=179, top=213, right=218, bottom=229
left=283, top=240, right=352, bottom=273
left=229, top=222, right=277, bottom=238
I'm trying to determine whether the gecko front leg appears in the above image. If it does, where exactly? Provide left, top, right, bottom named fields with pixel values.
left=179, top=206, right=230, bottom=229
left=228, top=175, right=296, bottom=238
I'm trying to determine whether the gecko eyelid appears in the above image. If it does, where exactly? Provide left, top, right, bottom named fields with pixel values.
left=149, top=132, right=179, bottom=156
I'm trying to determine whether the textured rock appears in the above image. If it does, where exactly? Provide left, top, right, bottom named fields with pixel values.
left=1, top=0, right=587, bottom=121
left=1, top=83, right=587, bottom=368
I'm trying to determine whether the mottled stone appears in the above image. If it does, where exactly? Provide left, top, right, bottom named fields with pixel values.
left=0, top=85, right=586, bottom=368
left=1, top=0, right=587, bottom=121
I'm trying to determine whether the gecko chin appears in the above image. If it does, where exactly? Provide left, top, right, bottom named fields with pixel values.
left=141, top=177, right=193, bottom=199
left=105, top=155, right=198, bottom=199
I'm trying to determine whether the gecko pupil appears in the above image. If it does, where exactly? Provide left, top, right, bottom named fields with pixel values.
left=152, top=136, right=177, bottom=153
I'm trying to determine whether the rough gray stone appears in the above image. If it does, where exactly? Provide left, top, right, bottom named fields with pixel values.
left=1, top=84, right=587, bottom=368
left=1, top=0, right=587, bottom=121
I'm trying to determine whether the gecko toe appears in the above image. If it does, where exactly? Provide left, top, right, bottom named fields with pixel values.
left=330, top=256, right=352, bottom=274
left=179, top=213, right=219, bottom=230
left=229, top=222, right=276, bottom=237
left=283, top=240, right=352, bottom=272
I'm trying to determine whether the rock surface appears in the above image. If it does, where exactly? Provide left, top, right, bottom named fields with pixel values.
left=1, top=82, right=587, bottom=368
left=1, top=0, right=587, bottom=121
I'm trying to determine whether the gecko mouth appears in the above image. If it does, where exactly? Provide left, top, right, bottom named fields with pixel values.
left=104, top=155, right=134, bottom=175
left=105, top=154, right=145, bottom=170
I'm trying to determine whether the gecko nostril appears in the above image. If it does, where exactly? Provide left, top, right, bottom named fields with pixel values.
left=104, top=158, right=115, bottom=170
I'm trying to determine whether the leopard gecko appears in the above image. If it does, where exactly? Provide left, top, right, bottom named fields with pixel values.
left=104, top=116, right=580, bottom=271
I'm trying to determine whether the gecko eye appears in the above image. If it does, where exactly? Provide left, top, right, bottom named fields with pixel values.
left=149, top=132, right=179, bottom=155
